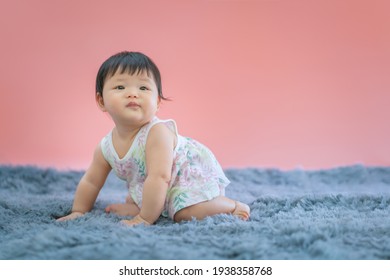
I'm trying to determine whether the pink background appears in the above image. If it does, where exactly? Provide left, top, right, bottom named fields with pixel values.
left=1, top=0, right=389, bottom=170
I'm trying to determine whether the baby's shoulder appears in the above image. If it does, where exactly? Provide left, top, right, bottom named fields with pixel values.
left=146, top=122, right=177, bottom=148
left=148, top=122, right=175, bottom=138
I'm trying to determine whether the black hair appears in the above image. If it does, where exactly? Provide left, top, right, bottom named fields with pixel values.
left=95, top=51, right=169, bottom=100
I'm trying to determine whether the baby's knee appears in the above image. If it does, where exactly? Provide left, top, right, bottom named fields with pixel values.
left=173, top=207, right=191, bottom=223
left=125, top=195, right=136, bottom=204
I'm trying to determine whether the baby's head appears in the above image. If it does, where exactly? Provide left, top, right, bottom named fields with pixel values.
left=96, top=51, right=168, bottom=100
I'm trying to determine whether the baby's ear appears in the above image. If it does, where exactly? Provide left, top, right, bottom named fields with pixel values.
left=96, top=93, right=106, bottom=112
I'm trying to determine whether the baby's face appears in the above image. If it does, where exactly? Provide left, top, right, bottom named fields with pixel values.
left=98, top=70, right=160, bottom=126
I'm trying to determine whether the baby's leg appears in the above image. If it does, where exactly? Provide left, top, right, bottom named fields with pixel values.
left=174, top=196, right=250, bottom=222
left=105, top=195, right=140, bottom=216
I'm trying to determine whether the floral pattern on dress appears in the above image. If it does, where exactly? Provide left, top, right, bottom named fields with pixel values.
left=100, top=117, right=230, bottom=220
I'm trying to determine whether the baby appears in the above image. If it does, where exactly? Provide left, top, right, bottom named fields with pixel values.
left=57, top=51, right=250, bottom=226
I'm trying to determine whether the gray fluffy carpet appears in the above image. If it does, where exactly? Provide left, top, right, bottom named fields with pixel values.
left=0, top=164, right=389, bottom=260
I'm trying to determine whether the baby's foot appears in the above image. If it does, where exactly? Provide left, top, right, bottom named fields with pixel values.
left=121, top=215, right=151, bottom=227
left=232, top=201, right=250, bottom=221
left=105, top=203, right=139, bottom=216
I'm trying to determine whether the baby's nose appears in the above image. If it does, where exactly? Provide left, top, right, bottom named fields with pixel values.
left=127, top=89, right=139, bottom=98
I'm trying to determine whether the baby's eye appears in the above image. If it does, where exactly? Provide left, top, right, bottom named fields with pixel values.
left=114, top=85, right=125, bottom=90
left=140, top=86, right=149, bottom=91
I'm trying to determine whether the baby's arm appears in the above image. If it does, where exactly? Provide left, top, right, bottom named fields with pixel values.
left=123, top=123, right=174, bottom=226
left=57, top=144, right=111, bottom=221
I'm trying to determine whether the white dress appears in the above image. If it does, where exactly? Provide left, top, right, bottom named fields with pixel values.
left=100, top=117, right=230, bottom=219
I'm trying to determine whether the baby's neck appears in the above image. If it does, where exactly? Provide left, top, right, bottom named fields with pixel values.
left=114, top=125, right=141, bottom=141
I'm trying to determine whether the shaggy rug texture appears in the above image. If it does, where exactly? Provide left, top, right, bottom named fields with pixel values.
left=0, top=164, right=389, bottom=260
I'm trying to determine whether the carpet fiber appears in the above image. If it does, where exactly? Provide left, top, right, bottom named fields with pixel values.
left=1, top=164, right=389, bottom=259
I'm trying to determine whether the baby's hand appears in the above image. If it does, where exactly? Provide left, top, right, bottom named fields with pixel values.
left=121, top=215, right=151, bottom=227
left=56, top=212, right=84, bottom=222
